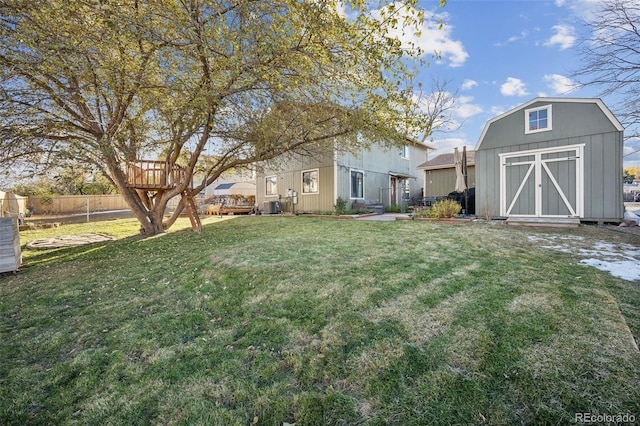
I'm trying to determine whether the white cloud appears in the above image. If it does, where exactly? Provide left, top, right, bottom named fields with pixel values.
left=509, top=32, right=528, bottom=43
left=624, top=137, right=640, bottom=166
left=495, top=30, right=529, bottom=47
left=429, top=137, right=475, bottom=158
left=544, top=24, right=576, bottom=50
left=544, top=74, right=580, bottom=95
left=417, top=11, right=469, bottom=67
left=373, top=6, right=468, bottom=67
left=461, top=79, right=478, bottom=90
left=500, top=77, right=529, bottom=97
left=560, top=0, right=602, bottom=21
left=455, top=96, right=483, bottom=120
left=490, top=106, right=508, bottom=116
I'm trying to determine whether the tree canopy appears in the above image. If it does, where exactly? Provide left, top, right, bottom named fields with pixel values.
left=0, top=0, right=450, bottom=234
left=11, top=162, right=117, bottom=196
left=573, top=0, right=640, bottom=138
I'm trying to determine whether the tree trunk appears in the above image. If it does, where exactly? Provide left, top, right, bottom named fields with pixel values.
left=161, top=197, right=184, bottom=231
left=144, top=210, right=166, bottom=235
left=125, top=193, right=165, bottom=235
left=111, top=170, right=170, bottom=236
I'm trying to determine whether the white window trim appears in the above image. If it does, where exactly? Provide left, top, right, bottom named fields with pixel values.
left=265, top=175, right=278, bottom=197
left=401, top=144, right=410, bottom=160
left=525, top=104, right=552, bottom=135
left=350, top=168, right=364, bottom=199
left=301, top=168, right=319, bottom=195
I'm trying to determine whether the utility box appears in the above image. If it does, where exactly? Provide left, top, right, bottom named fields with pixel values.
left=0, top=218, right=21, bottom=273
left=264, top=201, right=281, bottom=214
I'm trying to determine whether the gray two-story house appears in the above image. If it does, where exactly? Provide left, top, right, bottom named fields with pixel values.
left=256, top=139, right=434, bottom=213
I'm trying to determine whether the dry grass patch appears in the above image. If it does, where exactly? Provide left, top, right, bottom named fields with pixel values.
left=366, top=261, right=481, bottom=340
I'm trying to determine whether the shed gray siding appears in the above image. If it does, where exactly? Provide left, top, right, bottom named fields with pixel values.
left=424, top=166, right=476, bottom=197
left=475, top=98, right=624, bottom=222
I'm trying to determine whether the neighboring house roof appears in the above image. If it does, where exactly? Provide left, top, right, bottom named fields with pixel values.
left=210, top=181, right=256, bottom=197
left=389, top=170, right=417, bottom=179
left=213, top=181, right=255, bottom=190
left=475, top=97, right=624, bottom=151
left=215, top=183, right=235, bottom=190
left=417, top=151, right=476, bottom=170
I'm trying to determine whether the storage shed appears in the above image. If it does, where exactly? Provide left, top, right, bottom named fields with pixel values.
left=474, top=98, right=624, bottom=224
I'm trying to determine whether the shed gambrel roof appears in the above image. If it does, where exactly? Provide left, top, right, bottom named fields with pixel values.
left=417, top=151, right=475, bottom=170
left=474, top=97, right=624, bottom=151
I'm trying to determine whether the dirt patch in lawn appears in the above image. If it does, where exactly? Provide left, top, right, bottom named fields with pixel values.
left=25, top=233, right=116, bottom=250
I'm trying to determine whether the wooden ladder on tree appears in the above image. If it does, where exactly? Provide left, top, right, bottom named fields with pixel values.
left=181, top=191, right=202, bottom=233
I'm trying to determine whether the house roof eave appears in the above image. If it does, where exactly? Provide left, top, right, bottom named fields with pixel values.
left=389, top=171, right=417, bottom=179
left=405, top=136, right=437, bottom=151
left=416, top=151, right=476, bottom=170
left=417, top=163, right=476, bottom=171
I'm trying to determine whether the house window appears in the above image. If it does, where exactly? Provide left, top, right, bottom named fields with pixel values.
left=265, top=175, right=277, bottom=196
left=302, top=169, right=319, bottom=194
left=401, top=144, right=409, bottom=159
left=350, top=169, right=364, bottom=199
left=525, top=105, right=552, bottom=134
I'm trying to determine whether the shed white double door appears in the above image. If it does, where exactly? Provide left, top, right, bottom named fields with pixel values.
left=499, top=144, right=584, bottom=218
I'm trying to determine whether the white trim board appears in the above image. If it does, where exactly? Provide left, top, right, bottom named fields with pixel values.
left=499, top=144, right=585, bottom=218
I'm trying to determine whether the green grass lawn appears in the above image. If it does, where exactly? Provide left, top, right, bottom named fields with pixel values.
left=1, top=217, right=639, bottom=425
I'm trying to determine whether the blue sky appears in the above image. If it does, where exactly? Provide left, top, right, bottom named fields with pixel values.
left=395, top=0, right=640, bottom=166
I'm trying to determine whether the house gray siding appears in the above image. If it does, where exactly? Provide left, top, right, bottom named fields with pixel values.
left=256, top=151, right=335, bottom=213
left=337, top=144, right=428, bottom=206
left=256, top=142, right=429, bottom=212
left=475, top=98, right=624, bottom=222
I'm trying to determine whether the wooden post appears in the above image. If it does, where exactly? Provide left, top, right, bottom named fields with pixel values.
left=463, top=146, right=469, bottom=216
left=0, top=218, right=21, bottom=273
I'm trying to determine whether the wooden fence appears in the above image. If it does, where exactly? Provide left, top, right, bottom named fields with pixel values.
left=27, top=194, right=130, bottom=215
left=1, top=192, right=27, bottom=218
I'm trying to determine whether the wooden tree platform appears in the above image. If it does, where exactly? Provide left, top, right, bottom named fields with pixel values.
left=126, top=160, right=201, bottom=232
left=126, top=160, right=187, bottom=190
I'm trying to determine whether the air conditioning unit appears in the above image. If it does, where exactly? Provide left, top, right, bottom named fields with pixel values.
left=264, top=201, right=281, bottom=214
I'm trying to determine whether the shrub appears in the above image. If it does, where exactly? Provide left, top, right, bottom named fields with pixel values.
left=427, top=199, right=461, bottom=219
left=353, top=208, right=373, bottom=215
left=385, top=204, right=402, bottom=213
left=412, top=206, right=430, bottom=218
left=334, top=197, right=348, bottom=215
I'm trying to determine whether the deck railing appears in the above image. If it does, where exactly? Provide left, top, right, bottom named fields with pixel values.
left=126, top=160, right=189, bottom=190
